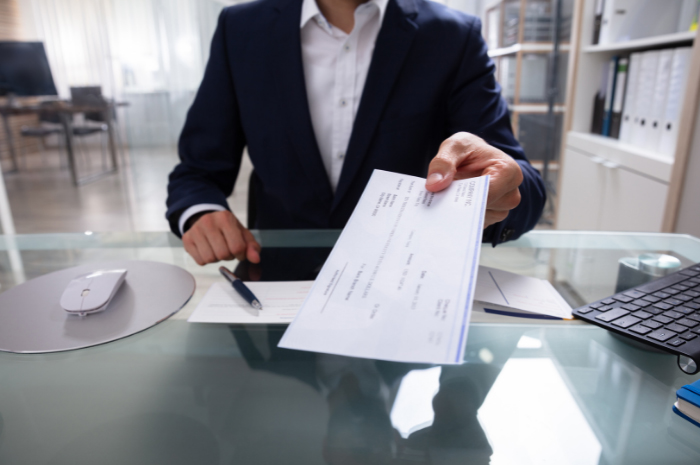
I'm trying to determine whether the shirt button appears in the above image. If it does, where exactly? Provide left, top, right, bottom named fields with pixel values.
left=338, top=152, right=345, bottom=159
left=340, top=99, right=347, bottom=107
left=344, top=44, right=350, bottom=52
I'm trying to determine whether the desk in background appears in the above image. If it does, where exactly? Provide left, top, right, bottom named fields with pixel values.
left=0, top=99, right=127, bottom=185
left=0, top=230, right=699, bottom=464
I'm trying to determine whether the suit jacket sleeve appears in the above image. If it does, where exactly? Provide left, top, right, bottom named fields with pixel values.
left=166, top=8, right=246, bottom=237
left=447, top=17, right=546, bottom=246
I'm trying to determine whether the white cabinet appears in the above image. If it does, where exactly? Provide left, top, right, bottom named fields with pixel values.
left=558, top=133, right=671, bottom=231
left=597, top=161, right=668, bottom=232
left=557, top=149, right=606, bottom=230
left=556, top=0, right=699, bottom=233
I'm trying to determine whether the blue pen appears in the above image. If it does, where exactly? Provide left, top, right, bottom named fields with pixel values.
left=219, top=266, right=263, bottom=310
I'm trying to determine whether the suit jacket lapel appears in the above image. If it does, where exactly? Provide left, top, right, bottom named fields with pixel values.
left=270, top=0, right=334, bottom=204
left=332, top=0, right=419, bottom=210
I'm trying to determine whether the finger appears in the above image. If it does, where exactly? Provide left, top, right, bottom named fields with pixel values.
left=425, top=157, right=455, bottom=192
left=425, top=140, right=467, bottom=192
left=426, top=133, right=488, bottom=192
left=242, top=227, right=261, bottom=263
left=483, top=209, right=509, bottom=228
left=484, top=159, right=523, bottom=207
left=487, top=187, right=521, bottom=212
left=210, top=212, right=247, bottom=261
left=193, top=229, right=218, bottom=264
left=182, top=231, right=204, bottom=266
left=206, top=227, right=235, bottom=262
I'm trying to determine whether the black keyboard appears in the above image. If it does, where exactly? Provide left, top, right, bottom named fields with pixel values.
left=573, top=263, right=700, bottom=374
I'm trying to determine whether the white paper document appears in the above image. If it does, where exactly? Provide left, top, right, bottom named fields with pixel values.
left=474, top=266, right=572, bottom=319
left=278, top=170, right=489, bottom=364
left=188, top=281, right=314, bottom=324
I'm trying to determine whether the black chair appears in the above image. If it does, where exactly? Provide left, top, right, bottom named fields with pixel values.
left=19, top=102, right=66, bottom=169
left=70, top=86, right=111, bottom=171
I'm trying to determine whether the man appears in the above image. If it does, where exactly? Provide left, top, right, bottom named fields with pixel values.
left=167, top=0, right=546, bottom=266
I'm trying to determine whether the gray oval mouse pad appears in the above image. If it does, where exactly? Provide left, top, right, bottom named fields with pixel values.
left=0, top=260, right=195, bottom=353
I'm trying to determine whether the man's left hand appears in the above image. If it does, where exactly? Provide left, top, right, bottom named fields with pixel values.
left=425, top=132, right=523, bottom=229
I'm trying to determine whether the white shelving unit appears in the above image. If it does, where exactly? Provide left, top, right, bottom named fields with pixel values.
left=581, top=30, right=696, bottom=53
left=556, top=0, right=700, bottom=233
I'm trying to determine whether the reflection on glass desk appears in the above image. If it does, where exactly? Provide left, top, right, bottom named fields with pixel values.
left=1, top=230, right=700, bottom=465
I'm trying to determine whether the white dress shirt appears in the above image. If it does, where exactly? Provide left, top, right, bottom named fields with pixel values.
left=180, top=0, right=388, bottom=234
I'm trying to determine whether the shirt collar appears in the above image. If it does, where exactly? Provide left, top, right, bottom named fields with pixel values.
left=300, top=0, right=389, bottom=30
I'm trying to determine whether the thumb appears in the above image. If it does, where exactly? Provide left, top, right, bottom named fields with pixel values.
left=425, top=156, right=455, bottom=192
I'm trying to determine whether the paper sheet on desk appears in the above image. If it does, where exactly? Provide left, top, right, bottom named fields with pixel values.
left=278, top=169, right=489, bottom=364
left=188, top=281, right=314, bottom=324
left=474, top=266, right=572, bottom=319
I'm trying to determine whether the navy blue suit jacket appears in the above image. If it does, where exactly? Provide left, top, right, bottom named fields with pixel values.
left=167, top=0, right=546, bottom=245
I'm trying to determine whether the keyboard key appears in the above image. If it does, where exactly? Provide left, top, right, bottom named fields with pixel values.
left=676, top=318, right=699, bottom=328
left=666, top=323, right=688, bottom=333
left=675, top=294, right=693, bottom=302
left=638, top=273, right=688, bottom=293
left=647, top=329, right=678, bottom=342
left=577, top=306, right=593, bottom=314
left=664, top=288, right=681, bottom=296
left=685, top=290, right=700, bottom=298
left=596, top=308, right=630, bottom=323
left=653, top=302, right=673, bottom=311
left=672, top=284, right=690, bottom=291
left=642, top=320, right=663, bottom=329
left=663, top=310, right=683, bottom=319
left=623, top=290, right=647, bottom=299
left=692, top=327, right=700, bottom=335
left=688, top=314, right=700, bottom=322
left=621, top=303, right=640, bottom=312
left=680, top=270, right=700, bottom=277
left=630, top=324, right=653, bottom=335
left=613, top=294, right=634, bottom=303
left=680, top=332, right=698, bottom=341
left=612, top=316, right=642, bottom=329
left=642, top=295, right=661, bottom=303
left=685, top=302, right=700, bottom=310
left=631, top=310, right=653, bottom=319
left=653, top=315, right=673, bottom=324
left=645, top=307, right=663, bottom=315
left=677, top=307, right=695, bottom=315
left=602, top=298, right=616, bottom=305
left=653, top=291, right=671, bottom=299
left=632, top=299, right=650, bottom=307
left=664, top=298, right=683, bottom=306
left=667, top=338, right=685, bottom=347
left=589, top=302, right=603, bottom=309
left=598, top=305, right=614, bottom=312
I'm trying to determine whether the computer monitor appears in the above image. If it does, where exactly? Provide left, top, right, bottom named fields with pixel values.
left=0, top=41, right=58, bottom=97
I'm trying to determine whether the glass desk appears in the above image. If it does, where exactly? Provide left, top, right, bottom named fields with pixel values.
left=1, top=230, right=699, bottom=465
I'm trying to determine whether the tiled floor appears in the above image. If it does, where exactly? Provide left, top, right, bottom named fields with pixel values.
left=1, top=144, right=252, bottom=234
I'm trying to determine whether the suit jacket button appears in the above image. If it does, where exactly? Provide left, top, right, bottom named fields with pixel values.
left=500, top=228, right=515, bottom=242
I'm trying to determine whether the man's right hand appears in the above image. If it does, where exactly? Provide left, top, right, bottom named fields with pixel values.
left=182, top=210, right=261, bottom=266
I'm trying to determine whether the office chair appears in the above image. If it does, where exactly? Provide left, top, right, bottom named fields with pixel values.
left=19, top=102, right=66, bottom=169
left=69, top=86, right=111, bottom=171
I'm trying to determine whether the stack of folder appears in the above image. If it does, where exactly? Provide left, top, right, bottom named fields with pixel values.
left=590, top=46, right=692, bottom=157
left=674, top=379, right=700, bottom=428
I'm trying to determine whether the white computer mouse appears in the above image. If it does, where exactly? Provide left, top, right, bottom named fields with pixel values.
left=60, top=269, right=127, bottom=316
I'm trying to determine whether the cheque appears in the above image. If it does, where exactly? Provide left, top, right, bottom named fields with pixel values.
left=279, top=169, right=489, bottom=364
